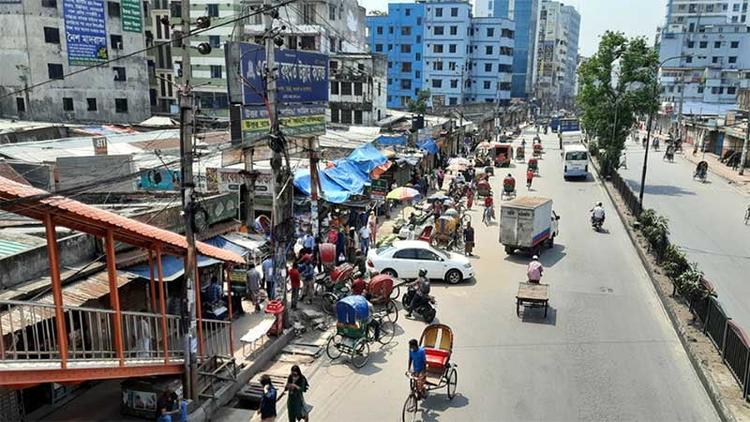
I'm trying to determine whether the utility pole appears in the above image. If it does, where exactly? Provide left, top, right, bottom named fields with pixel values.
left=677, top=72, right=685, bottom=139
left=740, top=117, right=749, bottom=176
left=178, top=0, right=198, bottom=402
left=243, top=147, right=257, bottom=228
left=309, top=137, right=320, bottom=237
left=264, top=0, right=291, bottom=327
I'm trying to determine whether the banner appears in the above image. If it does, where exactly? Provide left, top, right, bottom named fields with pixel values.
left=121, top=0, right=143, bottom=32
left=238, top=103, right=326, bottom=144
left=63, top=0, right=108, bottom=66
left=139, top=168, right=181, bottom=190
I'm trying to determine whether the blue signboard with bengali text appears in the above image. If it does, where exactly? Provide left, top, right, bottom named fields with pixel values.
left=63, top=0, right=108, bottom=66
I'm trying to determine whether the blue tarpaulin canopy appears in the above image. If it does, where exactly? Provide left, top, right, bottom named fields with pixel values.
left=124, top=236, right=249, bottom=281
left=294, top=142, right=387, bottom=204
left=418, top=138, right=439, bottom=155
left=375, top=134, right=406, bottom=146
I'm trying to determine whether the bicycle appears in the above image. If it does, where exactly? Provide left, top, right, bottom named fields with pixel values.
left=745, top=204, right=750, bottom=225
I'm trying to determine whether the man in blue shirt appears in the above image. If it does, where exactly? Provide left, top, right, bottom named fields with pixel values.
left=408, top=338, right=427, bottom=398
left=262, top=256, right=275, bottom=300
left=205, top=276, right=223, bottom=304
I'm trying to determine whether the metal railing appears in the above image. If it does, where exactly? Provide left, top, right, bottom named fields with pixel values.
left=0, top=300, right=184, bottom=365
left=703, top=298, right=730, bottom=351
left=722, top=321, right=750, bottom=396
left=200, top=319, right=232, bottom=359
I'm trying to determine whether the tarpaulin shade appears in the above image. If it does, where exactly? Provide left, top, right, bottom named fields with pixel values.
left=418, top=138, right=439, bottom=155
left=375, top=134, right=407, bottom=146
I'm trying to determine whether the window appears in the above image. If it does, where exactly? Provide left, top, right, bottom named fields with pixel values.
left=416, top=35, right=421, bottom=43
left=449, top=97, right=457, bottom=105
left=714, top=41, right=722, bottom=48
left=485, top=46, right=493, bottom=55
left=62, top=97, right=73, bottom=111
left=498, top=64, right=512, bottom=72
left=734, top=3, right=741, bottom=11
left=354, top=110, right=363, bottom=124
left=110, top=34, right=123, bottom=50
left=487, top=28, right=494, bottom=37
left=401, top=27, right=411, bottom=36
left=401, top=62, right=412, bottom=72
left=341, top=110, right=352, bottom=124
left=449, top=44, right=456, bottom=53
left=697, top=86, right=704, bottom=94
left=354, top=82, right=363, bottom=95
left=44, top=27, right=60, bottom=44
left=42, top=0, right=56, bottom=7
left=48, top=63, right=64, bottom=79
left=450, top=79, right=458, bottom=88
left=209, top=65, right=221, bottom=78
left=113, top=66, right=126, bottom=81
left=450, top=7, right=458, bottom=16
left=415, top=53, right=421, bottom=61
left=448, top=61, right=456, bottom=70
left=16, top=97, right=25, bottom=113
left=87, top=98, right=97, bottom=111
left=300, top=36, right=315, bottom=50
left=435, top=8, right=443, bottom=17
left=434, top=26, right=444, bottom=35
left=329, top=36, right=336, bottom=52
left=330, top=81, right=339, bottom=95
left=389, top=26, right=393, bottom=34
left=376, top=26, right=383, bottom=35
left=415, top=70, right=421, bottom=79
left=687, top=41, right=695, bottom=48
left=401, top=79, right=411, bottom=89
left=686, top=56, right=693, bottom=63
left=433, top=61, right=443, bottom=70
left=417, top=17, right=422, bottom=25
left=207, top=4, right=219, bottom=17
left=405, top=8, right=411, bottom=16
left=699, top=41, right=707, bottom=48
left=711, top=86, right=718, bottom=94
left=393, top=249, right=417, bottom=259
left=341, top=82, right=352, bottom=95
left=330, top=107, right=339, bottom=123
left=484, top=63, right=492, bottom=72
left=401, top=44, right=411, bottom=53
left=731, top=41, right=740, bottom=48
left=483, top=81, right=491, bottom=89
left=107, top=1, right=120, bottom=17
left=433, top=44, right=443, bottom=53
left=728, top=86, right=737, bottom=94
left=387, top=44, right=392, bottom=51
left=303, top=4, right=315, bottom=24
left=115, top=98, right=128, bottom=113
left=432, top=79, right=442, bottom=88
left=450, top=26, right=457, bottom=35
left=329, top=4, right=336, bottom=20
left=712, top=56, right=720, bottom=63
left=502, top=28, right=513, bottom=38
left=209, top=35, right=221, bottom=48
left=729, top=56, right=737, bottom=63
left=374, top=43, right=383, bottom=52
left=388, top=61, right=392, bottom=68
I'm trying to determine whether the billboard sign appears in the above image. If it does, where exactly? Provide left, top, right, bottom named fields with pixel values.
left=239, top=103, right=327, bottom=144
left=559, top=118, right=580, bottom=133
left=370, top=179, right=388, bottom=201
left=121, top=0, right=143, bottom=33
left=63, top=0, right=108, bottom=66
left=217, top=168, right=272, bottom=196
left=139, top=168, right=181, bottom=191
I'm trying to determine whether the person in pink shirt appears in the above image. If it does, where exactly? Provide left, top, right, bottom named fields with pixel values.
left=527, top=255, right=543, bottom=283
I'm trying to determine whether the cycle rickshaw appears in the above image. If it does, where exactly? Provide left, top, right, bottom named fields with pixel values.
left=326, top=295, right=395, bottom=368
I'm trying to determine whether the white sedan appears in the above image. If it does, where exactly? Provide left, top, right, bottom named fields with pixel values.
left=366, top=240, right=474, bottom=284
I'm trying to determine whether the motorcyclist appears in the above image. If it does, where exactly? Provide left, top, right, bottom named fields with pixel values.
left=406, top=268, right=431, bottom=318
left=591, top=202, right=606, bottom=225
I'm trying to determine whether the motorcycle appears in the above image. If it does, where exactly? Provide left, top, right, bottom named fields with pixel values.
left=591, top=215, right=604, bottom=232
left=401, top=286, right=437, bottom=323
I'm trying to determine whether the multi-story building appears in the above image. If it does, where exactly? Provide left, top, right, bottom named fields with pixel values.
left=366, top=3, right=426, bottom=108
left=366, top=0, right=514, bottom=108
left=532, top=0, right=580, bottom=113
left=475, top=0, right=540, bottom=99
left=328, top=52, right=388, bottom=125
left=658, top=0, right=750, bottom=114
left=0, top=0, right=151, bottom=123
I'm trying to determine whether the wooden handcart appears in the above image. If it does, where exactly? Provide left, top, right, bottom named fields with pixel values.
left=515, top=282, right=549, bottom=318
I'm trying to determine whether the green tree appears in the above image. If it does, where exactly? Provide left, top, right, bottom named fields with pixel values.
left=407, top=89, right=431, bottom=117
left=577, top=31, right=659, bottom=175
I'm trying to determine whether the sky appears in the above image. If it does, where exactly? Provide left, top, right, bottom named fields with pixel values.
left=357, top=0, right=666, bottom=57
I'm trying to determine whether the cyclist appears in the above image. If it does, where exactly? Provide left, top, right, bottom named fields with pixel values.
left=407, top=338, right=427, bottom=399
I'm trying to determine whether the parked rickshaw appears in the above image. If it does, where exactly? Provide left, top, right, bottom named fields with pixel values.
left=501, top=176, right=516, bottom=200
left=402, top=324, right=458, bottom=421
left=320, top=263, right=354, bottom=314
left=533, top=143, right=543, bottom=158
left=364, top=274, right=399, bottom=323
left=515, top=146, right=525, bottom=162
left=493, top=143, right=513, bottom=167
left=476, top=179, right=492, bottom=198
left=430, top=215, right=462, bottom=251
left=528, top=158, right=539, bottom=175
left=326, top=295, right=395, bottom=368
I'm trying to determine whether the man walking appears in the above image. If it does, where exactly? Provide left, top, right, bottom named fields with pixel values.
left=527, top=255, right=544, bottom=283
left=463, top=222, right=475, bottom=256
left=289, top=262, right=301, bottom=310
left=246, top=259, right=261, bottom=312
left=262, top=255, right=275, bottom=300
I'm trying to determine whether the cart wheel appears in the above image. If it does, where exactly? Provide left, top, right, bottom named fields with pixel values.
left=385, top=299, right=399, bottom=324
left=321, top=293, right=337, bottom=315
left=325, top=335, right=343, bottom=360
left=446, top=368, right=458, bottom=400
left=351, top=339, right=370, bottom=368
left=402, top=393, right=418, bottom=422
left=516, top=300, right=521, bottom=317
left=377, top=320, right=396, bottom=345
left=390, top=284, right=401, bottom=301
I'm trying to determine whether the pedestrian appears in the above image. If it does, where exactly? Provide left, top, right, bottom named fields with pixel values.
left=527, top=255, right=543, bottom=283
left=300, top=254, right=315, bottom=304
left=466, top=186, right=474, bottom=210
left=358, top=224, right=370, bottom=255
left=313, top=235, right=322, bottom=272
left=246, top=259, right=262, bottom=312
left=262, top=255, right=275, bottom=300
left=436, top=169, right=445, bottom=190
left=463, top=222, right=475, bottom=256
left=258, top=374, right=278, bottom=422
left=526, top=168, right=534, bottom=189
left=335, top=227, right=346, bottom=264
left=302, top=230, right=315, bottom=256
left=156, top=389, right=182, bottom=422
left=285, top=365, right=310, bottom=422
left=367, top=211, right=377, bottom=243
left=482, top=195, right=494, bottom=225
left=289, top=262, right=301, bottom=310
left=346, top=227, right=357, bottom=262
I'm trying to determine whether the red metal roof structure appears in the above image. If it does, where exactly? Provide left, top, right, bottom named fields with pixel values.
left=0, top=176, right=243, bottom=264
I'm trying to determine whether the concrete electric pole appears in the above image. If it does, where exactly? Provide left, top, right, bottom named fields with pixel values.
left=178, top=0, right=199, bottom=402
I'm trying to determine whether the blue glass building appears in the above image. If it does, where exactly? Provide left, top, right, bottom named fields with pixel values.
left=488, top=0, right=539, bottom=98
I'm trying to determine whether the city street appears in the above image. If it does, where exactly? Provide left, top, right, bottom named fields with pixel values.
left=285, top=129, right=718, bottom=421
left=619, top=142, right=750, bottom=330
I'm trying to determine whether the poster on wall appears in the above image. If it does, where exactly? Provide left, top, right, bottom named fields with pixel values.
left=63, top=0, right=108, bottom=66
left=121, top=0, right=143, bottom=32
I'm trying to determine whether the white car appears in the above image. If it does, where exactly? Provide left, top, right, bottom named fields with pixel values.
left=366, top=240, right=474, bottom=284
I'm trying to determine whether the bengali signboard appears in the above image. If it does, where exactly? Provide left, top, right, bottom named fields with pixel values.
left=63, top=0, right=108, bottom=66
left=226, top=42, right=328, bottom=147
left=121, top=0, right=143, bottom=33
left=370, top=179, right=388, bottom=201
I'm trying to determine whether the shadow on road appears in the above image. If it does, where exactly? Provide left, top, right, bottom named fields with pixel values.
left=623, top=179, right=697, bottom=196
left=521, top=305, right=557, bottom=326
left=564, top=174, right=596, bottom=183
left=502, top=244, right=566, bottom=268
left=420, top=393, right=470, bottom=421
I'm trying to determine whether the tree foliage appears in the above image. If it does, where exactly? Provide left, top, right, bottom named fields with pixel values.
left=577, top=32, right=659, bottom=175
left=407, top=89, right=431, bottom=116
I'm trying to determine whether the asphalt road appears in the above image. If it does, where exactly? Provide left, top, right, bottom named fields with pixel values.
left=619, top=142, right=750, bottom=331
left=291, top=129, right=718, bottom=421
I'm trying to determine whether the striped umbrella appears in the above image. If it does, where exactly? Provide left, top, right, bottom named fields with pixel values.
left=386, top=187, right=421, bottom=201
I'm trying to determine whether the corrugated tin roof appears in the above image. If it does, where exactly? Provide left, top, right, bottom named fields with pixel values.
left=0, top=176, right=243, bottom=264
left=0, top=239, right=33, bottom=258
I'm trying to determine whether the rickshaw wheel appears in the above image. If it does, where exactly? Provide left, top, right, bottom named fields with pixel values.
left=390, top=284, right=401, bottom=300
left=402, top=393, right=418, bottom=422
left=321, top=293, right=337, bottom=315
left=446, top=367, right=458, bottom=400
left=375, top=320, right=396, bottom=345
left=385, top=299, right=399, bottom=323
left=351, top=339, right=370, bottom=368
left=325, top=335, right=343, bottom=360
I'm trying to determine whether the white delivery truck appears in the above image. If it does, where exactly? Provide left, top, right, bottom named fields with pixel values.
left=499, top=196, right=560, bottom=255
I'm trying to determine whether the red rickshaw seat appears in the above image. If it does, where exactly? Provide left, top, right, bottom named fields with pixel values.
left=424, top=347, right=450, bottom=368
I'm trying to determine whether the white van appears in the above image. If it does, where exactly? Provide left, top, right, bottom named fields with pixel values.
left=563, top=144, right=589, bottom=179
